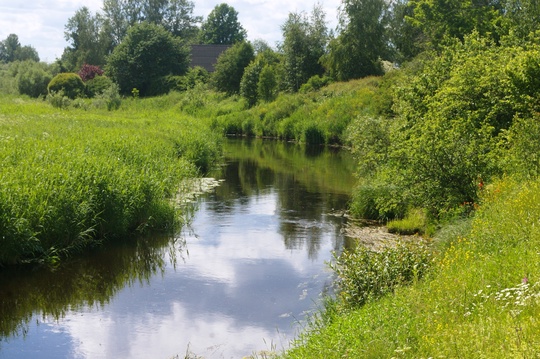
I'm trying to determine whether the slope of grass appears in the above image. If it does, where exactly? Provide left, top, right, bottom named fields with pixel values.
left=283, top=178, right=540, bottom=358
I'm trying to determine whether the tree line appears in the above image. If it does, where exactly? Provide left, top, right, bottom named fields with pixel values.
left=3, top=0, right=540, bottom=102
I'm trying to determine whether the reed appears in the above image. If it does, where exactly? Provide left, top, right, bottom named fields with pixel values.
left=0, top=95, right=221, bottom=265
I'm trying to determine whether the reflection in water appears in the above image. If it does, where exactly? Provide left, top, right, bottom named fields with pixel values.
left=0, top=139, right=357, bottom=359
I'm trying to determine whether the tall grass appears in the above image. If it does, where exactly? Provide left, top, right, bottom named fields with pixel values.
left=213, top=77, right=384, bottom=145
left=282, top=177, right=540, bottom=358
left=0, top=95, right=221, bottom=265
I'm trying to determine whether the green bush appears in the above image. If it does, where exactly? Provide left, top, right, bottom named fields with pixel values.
left=85, top=75, right=113, bottom=97
left=93, top=83, right=122, bottom=111
left=46, top=90, right=72, bottom=109
left=299, top=75, right=331, bottom=93
left=16, top=61, right=52, bottom=98
left=48, top=73, right=85, bottom=99
left=332, top=240, right=432, bottom=309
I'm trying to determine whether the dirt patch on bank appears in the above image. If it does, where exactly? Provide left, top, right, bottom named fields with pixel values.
left=343, top=220, right=421, bottom=250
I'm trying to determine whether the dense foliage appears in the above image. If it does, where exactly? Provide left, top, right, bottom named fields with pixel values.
left=0, top=34, right=39, bottom=63
left=106, top=22, right=190, bottom=96
left=280, top=6, right=328, bottom=92
left=47, top=73, right=86, bottom=99
left=212, top=41, right=254, bottom=95
left=199, top=3, right=247, bottom=45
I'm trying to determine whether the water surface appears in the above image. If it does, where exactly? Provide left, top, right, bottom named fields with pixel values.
left=0, top=139, right=356, bottom=358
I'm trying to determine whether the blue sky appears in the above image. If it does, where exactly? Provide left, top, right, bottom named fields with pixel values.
left=0, top=0, right=340, bottom=63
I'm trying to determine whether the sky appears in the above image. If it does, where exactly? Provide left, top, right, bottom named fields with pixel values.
left=0, top=0, right=341, bottom=63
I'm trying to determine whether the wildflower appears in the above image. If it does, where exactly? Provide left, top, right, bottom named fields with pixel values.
left=523, top=277, right=529, bottom=284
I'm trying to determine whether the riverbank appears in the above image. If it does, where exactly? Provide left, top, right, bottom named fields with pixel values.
left=280, top=178, right=540, bottom=358
left=0, top=96, right=221, bottom=266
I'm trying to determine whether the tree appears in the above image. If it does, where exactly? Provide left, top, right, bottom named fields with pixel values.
left=502, top=0, right=540, bottom=39
left=324, top=0, right=388, bottom=81
left=0, top=34, right=20, bottom=63
left=147, top=0, right=201, bottom=40
left=15, top=46, right=40, bottom=62
left=387, top=0, right=424, bottom=63
left=0, top=34, right=40, bottom=63
left=258, top=64, right=277, bottom=102
left=281, top=4, right=328, bottom=92
left=16, top=61, right=51, bottom=98
left=106, top=22, right=190, bottom=96
left=200, top=3, right=247, bottom=44
left=212, top=41, right=254, bottom=94
left=240, top=61, right=262, bottom=107
left=407, top=0, right=503, bottom=49
left=62, top=7, right=109, bottom=69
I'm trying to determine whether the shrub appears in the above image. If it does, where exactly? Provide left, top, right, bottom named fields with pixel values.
left=93, top=83, right=122, bottom=111
left=16, top=63, right=52, bottom=98
left=46, top=90, right=71, bottom=109
left=184, top=66, right=210, bottom=89
left=78, top=64, right=104, bottom=82
left=240, top=61, right=262, bottom=107
left=299, top=75, right=331, bottom=93
left=258, top=64, right=277, bottom=102
left=85, top=75, right=113, bottom=97
left=332, top=240, right=432, bottom=309
left=48, top=73, right=85, bottom=99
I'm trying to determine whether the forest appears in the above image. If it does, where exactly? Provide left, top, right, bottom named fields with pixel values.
left=2, top=0, right=540, bottom=357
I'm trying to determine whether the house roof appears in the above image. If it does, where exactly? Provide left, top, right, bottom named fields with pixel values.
left=190, top=44, right=231, bottom=72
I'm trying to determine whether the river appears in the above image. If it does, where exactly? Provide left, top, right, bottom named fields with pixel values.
left=0, top=139, right=357, bottom=359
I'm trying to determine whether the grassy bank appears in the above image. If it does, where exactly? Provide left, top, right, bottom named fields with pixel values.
left=281, top=178, right=540, bottom=358
left=0, top=96, right=221, bottom=266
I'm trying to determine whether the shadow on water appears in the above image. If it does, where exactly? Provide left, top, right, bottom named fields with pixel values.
left=0, top=138, right=358, bottom=358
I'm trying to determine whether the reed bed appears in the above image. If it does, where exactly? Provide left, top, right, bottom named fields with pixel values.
left=0, top=96, right=221, bottom=265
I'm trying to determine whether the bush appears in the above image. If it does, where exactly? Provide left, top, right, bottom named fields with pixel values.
left=332, top=240, right=432, bottom=308
left=93, top=83, right=122, bottom=111
left=46, top=90, right=71, bottom=109
left=78, top=64, right=104, bottom=82
left=106, top=22, right=190, bottom=96
left=85, top=75, right=113, bottom=97
left=48, top=73, right=85, bottom=99
left=16, top=61, right=52, bottom=98
left=299, top=75, right=331, bottom=93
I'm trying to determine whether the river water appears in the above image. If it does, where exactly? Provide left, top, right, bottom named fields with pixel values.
left=0, top=139, right=357, bottom=359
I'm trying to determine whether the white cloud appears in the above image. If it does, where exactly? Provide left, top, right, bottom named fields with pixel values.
left=0, top=0, right=340, bottom=63
left=0, top=0, right=102, bottom=62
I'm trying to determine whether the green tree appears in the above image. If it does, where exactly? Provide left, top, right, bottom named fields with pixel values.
left=258, top=64, right=277, bottom=102
left=16, top=61, right=52, bottom=98
left=200, top=3, right=247, bottom=44
left=387, top=0, right=424, bottom=63
left=407, top=0, right=503, bottom=50
left=212, top=41, right=254, bottom=94
left=0, top=34, right=20, bottom=63
left=15, top=46, right=40, bottom=62
left=106, top=22, right=190, bottom=96
left=280, top=5, right=328, bottom=92
left=240, top=61, right=262, bottom=107
left=0, top=34, right=40, bottom=63
left=324, top=0, right=388, bottom=81
left=502, top=0, right=540, bottom=39
left=62, top=7, right=109, bottom=69
left=102, top=0, right=134, bottom=47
